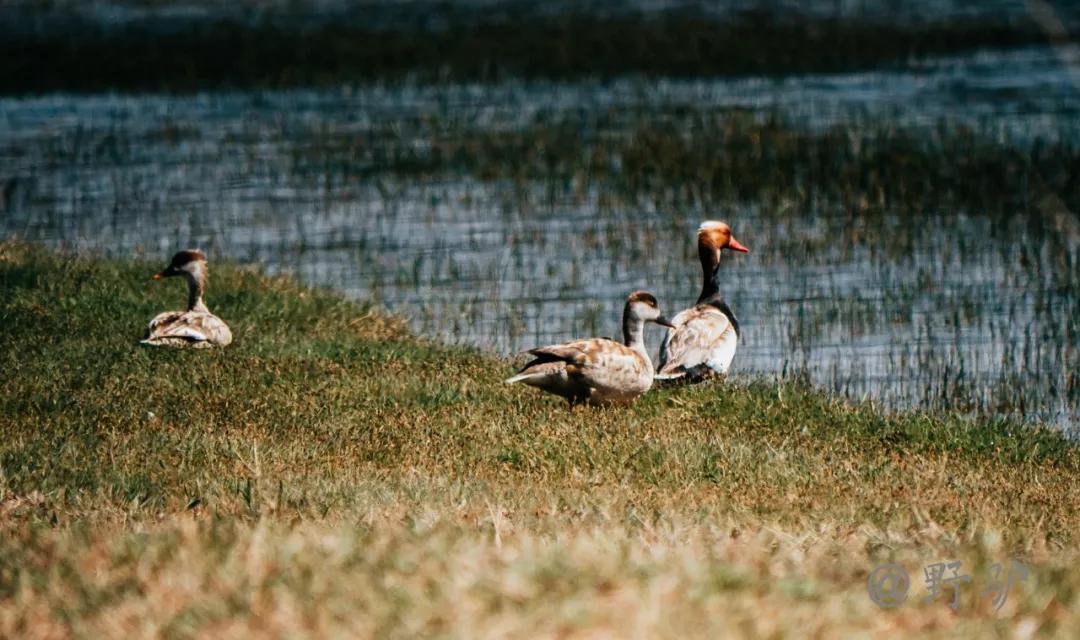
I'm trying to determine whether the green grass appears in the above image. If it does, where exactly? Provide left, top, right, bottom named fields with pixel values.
left=2, top=242, right=1079, bottom=637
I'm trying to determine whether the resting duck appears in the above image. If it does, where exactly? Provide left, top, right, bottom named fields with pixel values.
left=656, top=221, right=747, bottom=382
left=505, top=291, right=674, bottom=406
left=141, top=250, right=233, bottom=348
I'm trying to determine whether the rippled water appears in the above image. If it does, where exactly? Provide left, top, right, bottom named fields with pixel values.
left=2, top=47, right=1078, bottom=430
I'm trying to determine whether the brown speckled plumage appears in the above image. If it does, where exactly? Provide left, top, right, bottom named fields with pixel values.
left=506, top=291, right=671, bottom=406
left=657, top=296, right=739, bottom=381
left=144, top=309, right=233, bottom=348
left=142, top=250, right=232, bottom=348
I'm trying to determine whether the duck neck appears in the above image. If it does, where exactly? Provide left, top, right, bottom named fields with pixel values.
left=697, top=247, right=720, bottom=303
left=183, top=264, right=209, bottom=313
left=622, top=311, right=650, bottom=364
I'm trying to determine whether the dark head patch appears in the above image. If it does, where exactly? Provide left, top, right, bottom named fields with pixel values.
left=169, top=249, right=206, bottom=268
left=628, top=291, right=658, bottom=307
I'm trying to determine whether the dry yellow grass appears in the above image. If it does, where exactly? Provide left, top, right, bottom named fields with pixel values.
left=1, top=243, right=1078, bottom=638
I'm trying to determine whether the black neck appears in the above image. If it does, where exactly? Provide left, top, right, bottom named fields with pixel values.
left=697, top=259, right=719, bottom=304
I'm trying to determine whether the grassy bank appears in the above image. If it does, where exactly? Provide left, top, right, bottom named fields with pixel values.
left=2, top=242, right=1079, bottom=637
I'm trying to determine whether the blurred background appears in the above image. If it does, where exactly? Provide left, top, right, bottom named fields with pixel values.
left=1, top=1, right=1078, bottom=430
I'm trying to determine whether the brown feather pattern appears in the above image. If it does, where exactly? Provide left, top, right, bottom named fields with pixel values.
left=510, top=338, right=653, bottom=406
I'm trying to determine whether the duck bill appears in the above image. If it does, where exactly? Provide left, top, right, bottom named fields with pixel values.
left=153, top=266, right=179, bottom=280
left=726, top=238, right=749, bottom=253
left=655, top=316, right=676, bottom=329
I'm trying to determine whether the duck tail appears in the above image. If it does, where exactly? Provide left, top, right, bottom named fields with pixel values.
left=504, top=372, right=537, bottom=385
left=653, top=371, right=687, bottom=384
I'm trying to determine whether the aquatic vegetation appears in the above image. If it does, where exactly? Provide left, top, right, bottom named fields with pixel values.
left=2, top=73, right=1077, bottom=427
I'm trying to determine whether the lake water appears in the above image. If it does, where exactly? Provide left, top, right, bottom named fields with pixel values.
left=1, top=46, right=1077, bottom=431
left=5, top=0, right=1077, bottom=32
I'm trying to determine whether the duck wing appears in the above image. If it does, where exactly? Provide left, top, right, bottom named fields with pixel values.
left=504, top=340, right=598, bottom=403
left=657, top=306, right=694, bottom=371
left=142, top=311, right=232, bottom=348
left=656, top=305, right=737, bottom=381
left=539, top=339, right=649, bottom=396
